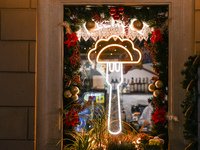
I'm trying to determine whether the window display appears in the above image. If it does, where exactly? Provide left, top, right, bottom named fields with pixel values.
left=62, top=5, right=168, bottom=149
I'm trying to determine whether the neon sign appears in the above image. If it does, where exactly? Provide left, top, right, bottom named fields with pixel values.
left=88, top=35, right=142, bottom=134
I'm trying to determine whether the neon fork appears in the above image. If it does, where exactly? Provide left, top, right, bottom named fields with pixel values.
left=106, top=62, right=123, bottom=134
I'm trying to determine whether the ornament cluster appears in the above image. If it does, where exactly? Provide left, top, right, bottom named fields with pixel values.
left=64, top=86, right=80, bottom=101
left=148, top=80, right=164, bottom=97
left=109, top=7, right=124, bottom=20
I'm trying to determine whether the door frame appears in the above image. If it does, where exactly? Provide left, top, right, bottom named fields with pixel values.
left=36, top=0, right=195, bottom=149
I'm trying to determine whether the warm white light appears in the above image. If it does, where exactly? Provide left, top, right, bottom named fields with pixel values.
left=96, top=44, right=133, bottom=63
left=87, top=35, right=142, bottom=135
left=88, top=35, right=142, bottom=64
left=106, top=63, right=123, bottom=135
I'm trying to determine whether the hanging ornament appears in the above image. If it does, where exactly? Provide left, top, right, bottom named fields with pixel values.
left=71, top=86, right=80, bottom=95
left=86, top=20, right=96, bottom=31
left=113, top=14, right=120, bottom=20
left=155, top=80, right=164, bottom=89
left=153, top=90, right=161, bottom=97
left=148, top=83, right=156, bottom=92
left=71, top=95, right=79, bottom=101
left=118, top=7, right=124, bottom=15
left=109, top=7, right=117, bottom=15
left=64, top=90, right=72, bottom=98
left=133, top=20, right=144, bottom=31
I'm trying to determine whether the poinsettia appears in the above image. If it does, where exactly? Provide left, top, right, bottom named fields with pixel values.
left=151, top=29, right=163, bottom=44
left=64, top=110, right=79, bottom=127
left=64, top=33, right=78, bottom=47
left=152, top=108, right=166, bottom=124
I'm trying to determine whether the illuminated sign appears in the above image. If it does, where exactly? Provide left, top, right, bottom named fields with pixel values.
left=87, top=35, right=142, bottom=134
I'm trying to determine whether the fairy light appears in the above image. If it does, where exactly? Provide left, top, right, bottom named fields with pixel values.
left=87, top=35, right=142, bottom=134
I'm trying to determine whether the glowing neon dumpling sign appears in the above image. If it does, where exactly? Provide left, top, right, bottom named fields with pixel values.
left=88, top=35, right=142, bottom=134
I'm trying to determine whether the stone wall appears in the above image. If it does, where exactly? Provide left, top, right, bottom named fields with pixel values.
left=0, top=0, right=36, bottom=150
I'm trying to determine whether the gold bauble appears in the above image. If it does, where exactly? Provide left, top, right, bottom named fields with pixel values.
left=71, top=86, right=80, bottom=95
left=155, top=80, right=164, bottom=89
left=133, top=20, right=143, bottom=31
left=64, top=90, right=72, bottom=98
left=153, top=90, right=161, bottom=97
left=148, top=83, right=156, bottom=92
left=71, top=95, right=79, bottom=101
left=86, top=20, right=96, bottom=31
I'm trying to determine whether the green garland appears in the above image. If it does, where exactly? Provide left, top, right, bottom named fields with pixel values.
left=64, top=5, right=168, bottom=32
left=144, top=28, right=168, bottom=150
left=181, top=55, right=200, bottom=150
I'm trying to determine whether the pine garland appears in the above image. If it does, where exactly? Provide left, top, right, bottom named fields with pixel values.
left=181, top=55, right=200, bottom=150
left=144, top=28, right=168, bottom=150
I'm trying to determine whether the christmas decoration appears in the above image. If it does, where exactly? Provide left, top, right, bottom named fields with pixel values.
left=65, top=8, right=72, bottom=17
left=64, top=33, right=78, bottom=47
left=71, top=86, right=80, bottom=95
left=64, top=90, right=72, bottom=98
left=153, top=90, right=161, bottom=97
left=150, top=29, right=163, bottom=44
left=71, top=95, right=79, bottom=101
left=152, top=108, right=166, bottom=124
left=85, top=20, right=96, bottom=31
left=145, top=27, right=168, bottom=149
left=117, top=7, right=124, bottom=15
left=109, top=7, right=124, bottom=20
left=64, top=110, right=79, bottom=127
left=181, top=55, right=200, bottom=150
left=61, top=21, right=72, bottom=34
left=63, top=5, right=169, bottom=149
left=113, top=14, right=120, bottom=20
left=64, top=74, right=81, bottom=87
left=69, top=48, right=79, bottom=66
left=148, top=83, right=156, bottom=92
left=133, top=20, right=143, bottom=31
left=109, top=7, right=117, bottom=15
left=155, top=80, right=164, bottom=89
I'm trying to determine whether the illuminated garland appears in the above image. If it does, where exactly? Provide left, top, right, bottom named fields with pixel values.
left=181, top=55, right=200, bottom=150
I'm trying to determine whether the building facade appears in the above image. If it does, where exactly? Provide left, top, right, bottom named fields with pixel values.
left=0, top=0, right=200, bottom=149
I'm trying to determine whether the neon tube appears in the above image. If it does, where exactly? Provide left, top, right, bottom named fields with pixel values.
left=107, top=63, right=123, bottom=134
left=87, top=35, right=142, bottom=135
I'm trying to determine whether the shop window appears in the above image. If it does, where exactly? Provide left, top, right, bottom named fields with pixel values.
left=62, top=5, right=168, bottom=149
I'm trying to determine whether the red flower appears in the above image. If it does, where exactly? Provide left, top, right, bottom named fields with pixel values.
left=151, top=29, right=163, bottom=44
left=64, top=33, right=78, bottom=47
left=152, top=108, right=166, bottom=124
left=64, top=110, right=79, bottom=127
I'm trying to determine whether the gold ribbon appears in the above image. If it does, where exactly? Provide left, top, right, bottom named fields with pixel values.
left=64, top=74, right=81, bottom=87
